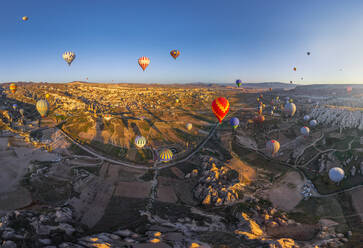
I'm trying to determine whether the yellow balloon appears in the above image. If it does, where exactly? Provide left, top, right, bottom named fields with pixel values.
left=22, top=16, right=28, bottom=21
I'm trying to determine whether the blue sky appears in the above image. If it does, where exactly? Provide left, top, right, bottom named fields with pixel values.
left=1, top=0, right=363, bottom=84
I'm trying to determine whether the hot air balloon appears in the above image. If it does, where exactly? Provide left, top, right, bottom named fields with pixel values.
left=272, top=106, right=276, bottom=111
left=104, top=114, right=112, bottom=121
left=62, top=52, right=76, bottom=66
left=293, top=67, right=296, bottom=71
left=253, top=115, right=265, bottom=124
left=346, top=86, right=352, bottom=93
left=212, top=97, right=230, bottom=123
left=36, top=99, right=49, bottom=118
left=300, top=126, right=310, bottom=137
left=329, top=167, right=344, bottom=183
left=19, top=108, right=24, bottom=116
left=256, top=97, right=260, bottom=102
left=260, top=94, right=263, bottom=99
left=22, top=16, right=28, bottom=21
left=175, top=99, right=180, bottom=103
left=269, top=87, right=272, bottom=92
left=135, top=136, right=147, bottom=148
left=230, top=117, right=239, bottom=129
left=309, top=120, right=317, bottom=127
left=9, top=83, right=17, bottom=94
left=303, top=115, right=310, bottom=121
left=160, top=149, right=173, bottom=163
left=170, top=50, right=180, bottom=59
left=235, top=79, right=242, bottom=88
left=138, top=56, right=150, bottom=71
left=284, top=102, right=296, bottom=117
left=262, top=104, right=266, bottom=109
left=45, top=93, right=50, bottom=99
left=276, top=96, right=280, bottom=101
left=266, top=140, right=280, bottom=156
left=269, top=110, right=274, bottom=116
left=289, top=98, right=293, bottom=103
left=290, top=81, right=293, bottom=84
left=301, top=77, right=304, bottom=80
left=12, top=104, right=17, bottom=110
left=257, top=105, right=263, bottom=115
left=186, top=123, right=193, bottom=131
left=307, top=52, right=310, bottom=56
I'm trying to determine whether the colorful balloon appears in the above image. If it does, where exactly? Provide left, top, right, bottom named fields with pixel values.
left=329, top=167, right=344, bottom=183
left=236, top=79, right=242, bottom=87
left=300, top=126, right=310, bottom=137
left=293, top=67, right=296, bottom=71
left=160, top=149, right=173, bottom=163
left=12, top=104, right=17, bottom=110
left=303, top=115, right=310, bottom=121
left=212, top=97, right=230, bottom=123
left=230, top=117, right=239, bottom=129
left=266, top=140, right=280, bottom=156
left=9, top=83, right=17, bottom=94
left=170, top=50, right=180, bottom=59
left=62, top=52, right=76, bottom=66
left=103, top=114, right=112, bottom=121
left=309, top=120, right=317, bottom=127
left=284, top=102, right=296, bottom=117
left=45, top=93, right=50, bottom=99
left=138, top=56, right=150, bottom=71
left=135, top=136, right=147, bottom=148
left=36, top=99, right=49, bottom=118
left=22, top=16, right=28, bottom=21
left=186, top=123, right=192, bottom=131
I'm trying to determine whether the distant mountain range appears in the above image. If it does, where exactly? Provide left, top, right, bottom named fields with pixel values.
left=188, top=82, right=296, bottom=89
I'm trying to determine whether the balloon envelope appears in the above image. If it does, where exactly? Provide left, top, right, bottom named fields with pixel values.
left=186, top=123, right=193, bottom=131
left=300, top=126, right=310, bottom=137
left=170, top=50, right=180, bottom=59
left=284, top=103, right=296, bottom=117
left=22, top=16, right=28, bottom=21
left=236, top=79, right=242, bottom=87
left=9, top=83, right=17, bottom=94
left=329, top=167, right=344, bottom=182
left=62, top=52, right=76, bottom=66
left=36, top=99, right=49, bottom=117
left=160, top=149, right=173, bottom=162
left=230, top=117, right=239, bottom=129
left=309, top=120, right=317, bottom=127
left=138, top=56, right=150, bottom=71
left=303, top=115, right=310, bottom=121
left=212, top=97, right=230, bottom=123
left=266, top=140, right=280, bottom=156
left=135, top=136, right=147, bottom=148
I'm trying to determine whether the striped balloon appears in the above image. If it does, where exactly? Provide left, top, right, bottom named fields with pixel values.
left=9, top=83, right=17, bottom=94
left=170, top=50, right=180, bottom=59
left=36, top=99, right=49, bottom=117
left=211, top=97, right=230, bottom=123
left=62, top=52, right=76, bottom=66
left=284, top=102, right=296, bottom=117
left=138, top=56, right=150, bottom=71
left=266, top=140, right=280, bottom=156
left=135, top=136, right=147, bottom=148
left=159, top=149, right=173, bottom=163
left=300, top=126, right=310, bottom=137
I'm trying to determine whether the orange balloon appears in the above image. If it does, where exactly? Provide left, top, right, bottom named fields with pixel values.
left=138, top=57, right=150, bottom=71
left=212, top=97, right=230, bottom=123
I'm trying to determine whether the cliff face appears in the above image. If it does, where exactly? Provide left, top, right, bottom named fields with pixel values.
left=310, top=107, right=363, bottom=130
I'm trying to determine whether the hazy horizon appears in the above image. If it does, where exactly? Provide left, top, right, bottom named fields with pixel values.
left=1, top=0, right=363, bottom=84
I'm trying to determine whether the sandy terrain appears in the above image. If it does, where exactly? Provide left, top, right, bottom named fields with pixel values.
left=350, top=187, right=363, bottom=222
left=265, top=171, right=305, bottom=211
left=0, top=136, right=59, bottom=210
left=225, top=157, right=256, bottom=184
